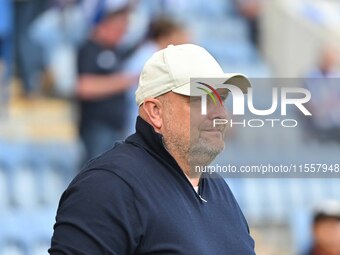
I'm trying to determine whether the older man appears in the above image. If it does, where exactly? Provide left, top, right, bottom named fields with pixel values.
left=49, top=44, right=255, bottom=254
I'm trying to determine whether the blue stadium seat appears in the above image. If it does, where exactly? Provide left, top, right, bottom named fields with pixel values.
left=0, top=208, right=55, bottom=255
left=1, top=241, right=26, bottom=255
left=27, top=142, right=80, bottom=206
left=0, top=167, right=9, bottom=209
left=0, top=141, right=31, bottom=207
left=12, top=164, right=39, bottom=209
left=0, top=139, right=80, bottom=254
left=289, top=209, right=313, bottom=255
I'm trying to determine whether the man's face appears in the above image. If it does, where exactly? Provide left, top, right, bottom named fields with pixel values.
left=314, top=219, right=340, bottom=255
left=160, top=90, right=228, bottom=173
left=164, top=29, right=190, bottom=46
left=99, top=11, right=129, bottom=46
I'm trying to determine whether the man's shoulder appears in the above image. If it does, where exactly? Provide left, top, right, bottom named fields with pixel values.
left=74, top=140, right=151, bottom=185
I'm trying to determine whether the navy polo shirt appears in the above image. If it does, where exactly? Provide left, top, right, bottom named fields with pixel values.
left=49, top=117, right=256, bottom=255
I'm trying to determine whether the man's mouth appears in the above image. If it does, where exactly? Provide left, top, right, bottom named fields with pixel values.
left=202, top=129, right=224, bottom=133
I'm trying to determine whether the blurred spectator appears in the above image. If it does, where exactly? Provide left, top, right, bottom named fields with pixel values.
left=307, top=46, right=340, bottom=78
left=304, top=201, right=340, bottom=255
left=303, top=46, right=340, bottom=143
left=0, top=0, right=13, bottom=117
left=77, top=0, right=137, bottom=162
left=123, top=17, right=190, bottom=133
left=29, top=0, right=89, bottom=97
left=14, top=0, right=47, bottom=96
left=235, top=0, right=262, bottom=48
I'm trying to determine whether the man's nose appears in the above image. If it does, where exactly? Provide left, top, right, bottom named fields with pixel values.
left=207, top=103, right=228, bottom=120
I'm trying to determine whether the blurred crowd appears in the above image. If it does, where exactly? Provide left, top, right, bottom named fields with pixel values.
left=303, top=45, right=340, bottom=144
left=0, top=0, right=266, bottom=161
left=305, top=200, right=340, bottom=255
left=1, top=1, right=339, bottom=150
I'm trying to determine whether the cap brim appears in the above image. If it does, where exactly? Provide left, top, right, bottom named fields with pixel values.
left=172, top=73, right=251, bottom=96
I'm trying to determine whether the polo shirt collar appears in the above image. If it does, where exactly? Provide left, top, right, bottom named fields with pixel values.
left=126, top=116, right=180, bottom=170
left=126, top=116, right=208, bottom=202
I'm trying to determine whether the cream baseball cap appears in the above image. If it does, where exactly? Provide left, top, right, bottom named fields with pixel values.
left=135, top=44, right=251, bottom=106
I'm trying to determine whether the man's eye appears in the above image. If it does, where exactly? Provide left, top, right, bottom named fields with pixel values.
left=190, top=97, right=201, bottom=103
left=220, top=93, right=229, bottom=102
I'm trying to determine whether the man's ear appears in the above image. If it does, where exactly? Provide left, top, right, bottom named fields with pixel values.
left=141, top=99, right=163, bottom=132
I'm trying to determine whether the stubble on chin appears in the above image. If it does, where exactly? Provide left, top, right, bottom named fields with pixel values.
left=189, top=137, right=224, bottom=166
